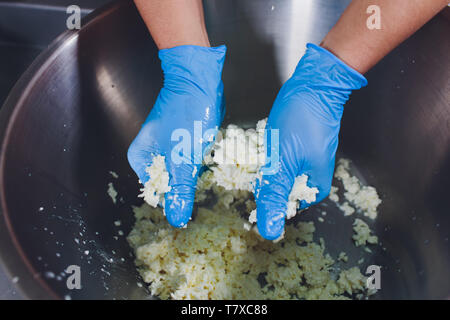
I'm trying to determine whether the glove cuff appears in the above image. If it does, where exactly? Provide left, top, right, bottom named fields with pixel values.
left=289, top=43, right=367, bottom=122
left=305, top=43, right=368, bottom=88
left=158, top=45, right=227, bottom=98
left=296, top=43, right=367, bottom=90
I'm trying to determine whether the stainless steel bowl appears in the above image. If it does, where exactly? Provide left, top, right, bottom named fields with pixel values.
left=0, top=0, right=449, bottom=299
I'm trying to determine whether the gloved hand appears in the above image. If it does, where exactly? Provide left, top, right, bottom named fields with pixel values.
left=255, top=43, right=367, bottom=240
left=128, top=45, right=227, bottom=227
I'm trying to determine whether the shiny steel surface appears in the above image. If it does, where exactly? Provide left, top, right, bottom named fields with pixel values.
left=0, top=0, right=449, bottom=299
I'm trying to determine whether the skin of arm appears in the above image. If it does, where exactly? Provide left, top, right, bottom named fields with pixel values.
left=321, top=0, right=449, bottom=74
left=134, top=0, right=210, bottom=49
left=134, top=0, right=448, bottom=72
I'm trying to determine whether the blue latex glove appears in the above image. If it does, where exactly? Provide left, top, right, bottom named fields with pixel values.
left=255, top=43, right=367, bottom=240
left=127, top=45, right=227, bottom=227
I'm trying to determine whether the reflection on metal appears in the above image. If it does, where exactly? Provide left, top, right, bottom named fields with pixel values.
left=285, top=0, right=314, bottom=79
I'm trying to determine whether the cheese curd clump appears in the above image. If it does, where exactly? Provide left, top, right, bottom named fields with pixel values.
left=332, top=159, right=381, bottom=219
left=128, top=120, right=375, bottom=300
left=128, top=184, right=368, bottom=300
left=205, top=118, right=318, bottom=222
left=207, top=119, right=267, bottom=192
left=138, top=155, right=171, bottom=207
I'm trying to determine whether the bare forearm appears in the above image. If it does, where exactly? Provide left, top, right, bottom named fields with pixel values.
left=134, top=0, right=210, bottom=49
left=321, top=0, right=449, bottom=74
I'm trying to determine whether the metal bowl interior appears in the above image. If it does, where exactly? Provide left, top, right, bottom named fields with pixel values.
left=0, top=0, right=449, bottom=299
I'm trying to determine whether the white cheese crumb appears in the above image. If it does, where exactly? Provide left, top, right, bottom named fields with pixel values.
left=328, top=186, right=339, bottom=202
left=139, top=155, right=171, bottom=207
left=248, top=209, right=257, bottom=224
left=337, top=267, right=365, bottom=295
left=352, top=218, right=378, bottom=247
left=334, top=159, right=381, bottom=219
left=286, top=174, right=318, bottom=220
left=109, top=171, right=119, bottom=179
left=107, top=182, right=118, bottom=204
left=338, top=202, right=355, bottom=216
left=338, top=252, right=348, bottom=262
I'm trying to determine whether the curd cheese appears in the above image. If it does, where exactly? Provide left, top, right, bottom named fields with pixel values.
left=129, top=120, right=378, bottom=300
left=138, top=155, right=171, bottom=207
left=332, top=159, right=381, bottom=219
left=352, top=218, right=378, bottom=247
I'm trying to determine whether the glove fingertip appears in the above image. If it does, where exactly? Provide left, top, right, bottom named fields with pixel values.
left=256, top=206, right=286, bottom=241
left=164, top=192, right=194, bottom=228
